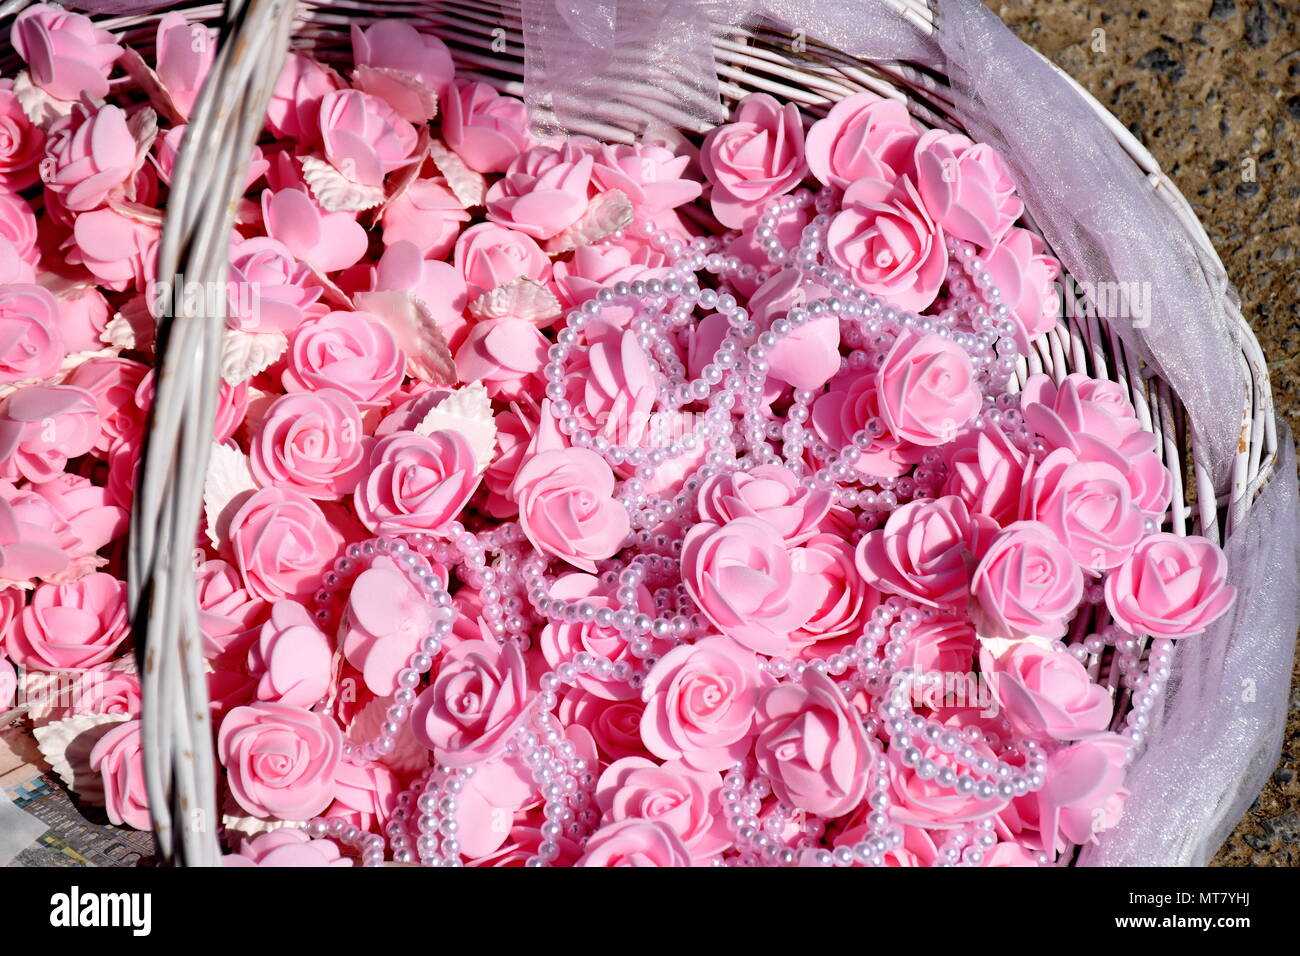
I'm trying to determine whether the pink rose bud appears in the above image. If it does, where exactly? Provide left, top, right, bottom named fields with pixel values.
left=575, top=818, right=692, bottom=867
left=855, top=495, right=997, bottom=608
left=0, top=189, right=39, bottom=264
left=196, top=558, right=268, bottom=661
left=341, top=553, right=443, bottom=696
left=250, top=389, right=369, bottom=500
left=0, top=384, right=99, bottom=483
left=12, top=4, right=123, bottom=102
left=283, top=310, right=406, bottom=409
left=971, top=520, right=1084, bottom=640
left=594, top=757, right=730, bottom=862
left=4, top=572, right=128, bottom=671
left=226, top=235, right=323, bottom=333
left=380, top=177, right=472, bottom=259
left=247, top=599, right=333, bottom=708
left=0, top=80, right=45, bottom=190
left=485, top=141, right=595, bottom=241
left=983, top=641, right=1111, bottom=741
left=227, top=486, right=344, bottom=602
left=261, top=186, right=368, bottom=275
left=875, top=329, right=982, bottom=446
left=224, top=827, right=352, bottom=867
left=217, top=701, right=344, bottom=820
left=454, top=317, right=549, bottom=402
left=514, top=448, right=629, bottom=572
left=754, top=669, right=872, bottom=817
left=454, top=222, right=552, bottom=301
left=696, top=463, right=832, bottom=545
left=1039, top=733, right=1131, bottom=851
left=913, top=130, right=1023, bottom=248
left=266, top=54, right=342, bottom=141
left=827, top=177, right=947, bottom=312
left=350, top=20, right=454, bottom=106
left=805, top=91, right=918, bottom=191
left=591, top=142, right=702, bottom=220
left=88, top=719, right=150, bottom=830
left=41, top=102, right=139, bottom=213
left=1104, top=532, right=1236, bottom=638
left=442, top=80, right=534, bottom=174
left=0, top=284, right=64, bottom=383
left=353, top=430, right=480, bottom=536
left=412, top=637, right=532, bottom=767
left=319, top=89, right=418, bottom=187
left=701, top=92, right=808, bottom=229
left=983, top=228, right=1061, bottom=352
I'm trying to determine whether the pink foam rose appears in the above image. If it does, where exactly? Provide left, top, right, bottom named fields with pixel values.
left=226, top=235, right=322, bottom=333
left=562, top=320, right=656, bottom=445
left=700, top=92, right=807, bottom=229
left=1021, top=372, right=1144, bottom=452
left=0, top=486, right=70, bottom=583
left=224, top=827, right=352, bottom=867
left=551, top=241, right=668, bottom=315
left=446, top=754, right=541, bottom=858
left=0, top=479, right=89, bottom=579
left=746, top=268, right=841, bottom=390
left=41, top=102, right=138, bottom=213
left=984, top=641, right=1111, bottom=741
left=218, top=701, right=343, bottom=820
left=0, top=190, right=38, bottom=264
left=319, top=89, right=418, bottom=187
left=247, top=600, right=333, bottom=708
left=696, top=463, right=831, bottom=545
left=69, top=665, right=141, bottom=717
left=0, top=80, right=45, bottom=190
left=639, top=636, right=773, bottom=772
left=350, top=21, right=454, bottom=113
left=353, top=430, right=480, bottom=536
left=64, top=207, right=159, bottom=292
left=0, top=284, right=63, bottom=383
left=971, top=520, right=1084, bottom=640
left=896, top=613, right=977, bottom=674
left=805, top=91, right=919, bottom=191
left=758, top=669, right=872, bottom=817
left=251, top=389, right=368, bottom=500
left=887, top=727, right=1009, bottom=827
left=540, top=572, right=658, bottom=701
left=876, top=329, right=982, bottom=446
left=591, top=142, right=702, bottom=220
left=88, top=719, right=149, bottom=830
left=827, top=176, right=947, bottom=311
left=942, top=425, right=1033, bottom=526
left=855, top=496, right=996, bottom=608
left=50, top=283, right=110, bottom=354
left=513, top=448, right=629, bottom=572
left=1104, top=532, right=1236, bottom=638
left=341, top=553, right=441, bottom=696
left=0, top=242, right=34, bottom=284
left=31, top=473, right=128, bottom=557
left=913, top=130, right=1023, bottom=247
left=681, top=518, right=818, bottom=654
left=411, top=636, right=531, bottom=767
left=380, top=177, right=471, bottom=259
left=454, top=222, right=552, bottom=304
left=0, top=384, right=99, bottom=483
left=283, top=310, right=406, bottom=409
left=370, top=240, right=469, bottom=349
left=261, top=187, right=367, bottom=275
left=12, top=5, right=123, bottom=103
left=4, top=572, right=127, bottom=671
left=595, top=757, right=730, bottom=861
left=65, top=356, right=148, bottom=453
left=984, top=228, right=1061, bottom=352
left=485, top=141, right=594, bottom=242
left=558, top=688, right=650, bottom=762
left=442, top=80, right=533, bottom=174
left=324, top=760, right=398, bottom=833
left=227, top=487, right=344, bottom=602
left=1039, top=733, right=1130, bottom=851
left=576, top=818, right=692, bottom=867
left=790, top=533, right=875, bottom=654
left=267, top=54, right=342, bottom=140
left=155, top=11, right=214, bottom=119
left=810, top=369, right=925, bottom=479
left=1021, top=447, right=1144, bottom=573
left=196, top=558, right=269, bottom=660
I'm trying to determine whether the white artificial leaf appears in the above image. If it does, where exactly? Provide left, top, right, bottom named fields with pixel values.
left=976, top=631, right=1058, bottom=662
left=203, top=442, right=258, bottom=550
left=352, top=64, right=438, bottom=123
left=115, top=45, right=184, bottom=123
left=544, top=188, right=634, bottom=253
left=468, top=276, right=561, bottom=324
left=415, top=381, right=497, bottom=472
left=353, top=289, right=456, bottom=385
left=222, top=804, right=302, bottom=839
left=32, top=713, right=131, bottom=806
left=301, top=154, right=386, bottom=212
left=221, top=327, right=287, bottom=386
left=12, top=70, right=73, bottom=128
left=428, top=137, right=485, bottom=208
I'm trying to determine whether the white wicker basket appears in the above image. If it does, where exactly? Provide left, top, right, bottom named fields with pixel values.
left=1, top=0, right=1282, bottom=865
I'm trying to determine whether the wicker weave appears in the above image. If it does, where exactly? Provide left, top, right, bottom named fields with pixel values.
left=0, top=0, right=1281, bottom=865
